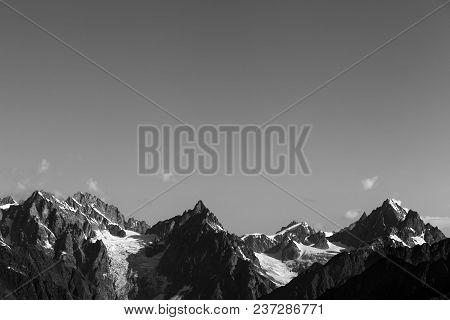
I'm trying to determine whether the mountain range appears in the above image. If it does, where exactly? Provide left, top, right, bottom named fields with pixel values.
left=0, top=191, right=448, bottom=299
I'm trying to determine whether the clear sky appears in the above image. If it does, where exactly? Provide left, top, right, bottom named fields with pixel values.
left=1, top=0, right=449, bottom=235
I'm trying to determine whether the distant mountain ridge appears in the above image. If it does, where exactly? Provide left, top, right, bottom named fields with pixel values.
left=0, top=191, right=115, bottom=299
left=140, top=200, right=274, bottom=299
left=0, top=192, right=447, bottom=300
left=0, top=192, right=274, bottom=299
left=264, top=238, right=450, bottom=300
left=264, top=198, right=448, bottom=300
left=329, top=198, right=445, bottom=249
left=242, top=221, right=345, bottom=285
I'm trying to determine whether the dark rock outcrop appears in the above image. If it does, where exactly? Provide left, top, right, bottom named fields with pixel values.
left=70, top=192, right=126, bottom=228
left=0, top=191, right=115, bottom=299
left=264, top=239, right=450, bottom=300
left=329, top=199, right=446, bottom=249
left=0, top=196, right=16, bottom=206
left=138, top=200, right=275, bottom=299
left=125, top=217, right=150, bottom=234
left=319, top=239, right=450, bottom=299
left=242, top=234, right=277, bottom=253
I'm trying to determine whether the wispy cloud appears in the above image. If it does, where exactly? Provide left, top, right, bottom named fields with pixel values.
left=422, top=216, right=450, bottom=237
left=37, top=159, right=50, bottom=174
left=344, top=209, right=361, bottom=219
left=361, top=176, right=378, bottom=191
left=422, top=216, right=450, bottom=226
left=54, top=190, right=64, bottom=199
left=17, top=179, right=30, bottom=191
left=86, top=178, right=101, bottom=194
left=161, top=172, right=174, bottom=183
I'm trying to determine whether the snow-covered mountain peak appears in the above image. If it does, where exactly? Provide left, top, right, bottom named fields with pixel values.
left=388, top=198, right=409, bottom=213
left=0, top=196, right=18, bottom=210
left=275, top=221, right=310, bottom=235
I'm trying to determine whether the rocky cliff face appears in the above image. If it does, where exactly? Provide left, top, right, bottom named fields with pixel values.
left=135, top=201, right=275, bottom=299
left=0, top=193, right=447, bottom=300
left=329, top=199, right=446, bottom=249
left=265, top=235, right=449, bottom=300
left=317, top=239, right=450, bottom=299
left=264, top=199, right=449, bottom=300
left=0, top=196, right=17, bottom=207
left=242, top=222, right=345, bottom=284
left=0, top=191, right=115, bottom=299
left=125, top=217, right=150, bottom=234
left=1, top=194, right=274, bottom=299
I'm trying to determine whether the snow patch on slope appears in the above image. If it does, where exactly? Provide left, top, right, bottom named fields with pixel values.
left=275, top=222, right=309, bottom=236
left=389, top=234, right=408, bottom=246
left=411, top=233, right=426, bottom=246
left=255, top=253, right=297, bottom=286
left=389, top=198, right=409, bottom=215
left=0, top=202, right=18, bottom=210
left=94, top=230, right=148, bottom=297
left=94, top=229, right=166, bottom=299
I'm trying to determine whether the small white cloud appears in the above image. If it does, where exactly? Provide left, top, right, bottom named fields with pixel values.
left=37, top=159, right=50, bottom=174
left=361, top=176, right=378, bottom=191
left=86, top=178, right=101, bottom=193
left=161, top=172, right=174, bottom=182
left=17, top=179, right=30, bottom=191
left=345, top=209, right=361, bottom=219
left=54, top=190, right=63, bottom=199
left=422, top=216, right=450, bottom=237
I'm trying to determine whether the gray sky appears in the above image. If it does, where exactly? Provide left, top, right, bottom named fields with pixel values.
left=1, top=0, right=449, bottom=235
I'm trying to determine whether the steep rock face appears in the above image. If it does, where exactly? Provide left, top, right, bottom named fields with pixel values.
left=319, top=239, right=450, bottom=299
left=125, top=218, right=150, bottom=234
left=242, top=234, right=277, bottom=253
left=264, top=239, right=450, bottom=300
left=0, top=196, right=17, bottom=207
left=281, top=240, right=302, bottom=261
left=242, top=222, right=344, bottom=285
left=69, top=192, right=126, bottom=229
left=329, top=199, right=445, bottom=249
left=0, top=191, right=115, bottom=299
left=264, top=199, right=447, bottom=299
left=310, top=232, right=329, bottom=249
left=273, top=221, right=316, bottom=244
left=137, top=201, right=275, bottom=299
left=264, top=246, right=380, bottom=300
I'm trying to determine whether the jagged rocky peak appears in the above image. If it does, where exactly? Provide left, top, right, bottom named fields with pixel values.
left=329, top=198, right=446, bottom=249
left=280, top=221, right=300, bottom=231
left=146, top=200, right=225, bottom=241
left=70, top=191, right=126, bottom=227
left=379, top=198, right=409, bottom=224
left=27, top=190, right=50, bottom=203
left=359, top=212, right=368, bottom=221
left=273, top=220, right=316, bottom=245
left=125, top=217, right=151, bottom=234
left=140, top=200, right=274, bottom=299
left=0, top=192, right=115, bottom=299
left=71, top=191, right=105, bottom=208
left=18, top=190, right=74, bottom=218
left=0, top=196, right=18, bottom=212
left=242, top=219, right=330, bottom=255
left=400, top=210, right=424, bottom=232
left=181, top=200, right=224, bottom=232
left=277, top=220, right=310, bottom=233
left=194, top=200, right=207, bottom=214
left=0, top=196, right=16, bottom=206
left=309, top=231, right=329, bottom=249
